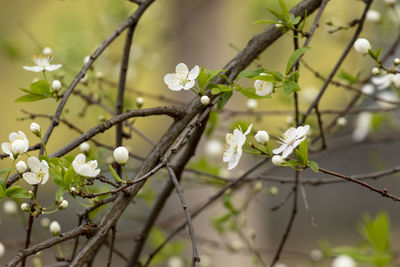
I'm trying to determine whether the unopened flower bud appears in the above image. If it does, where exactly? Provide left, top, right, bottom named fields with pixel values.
left=3, top=200, right=17, bottom=215
left=353, top=38, right=371, bottom=54
left=136, top=97, right=144, bottom=108
left=79, top=142, right=90, bottom=153
left=95, top=71, right=103, bottom=79
left=394, top=58, right=400, bottom=66
left=253, top=181, right=263, bottom=191
left=246, top=99, right=258, bottom=110
left=59, top=200, right=68, bottom=209
left=366, top=10, right=380, bottom=23
left=200, top=95, right=210, bottom=105
left=21, top=203, right=30, bottom=212
left=361, top=84, right=374, bottom=95
left=384, top=0, right=396, bottom=6
left=337, top=117, right=347, bottom=126
left=113, top=146, right=129, bottom=165
left=372, top=67, right=380, bottom=75
left=83, top=55, right=90, bottom=64
left=16, top=160, right=27, bottom=174
left=0, top=241, right=4, bottom=258
left=309, top=249, right=323, bottom=262
left=42, top=47, right=53, bottom=55
left=268, top=186, right=279, bottom=195
left=254, top=130, right=269, bottom=144
left=30, top=122, right=41, bottom=136
left=51, top=80, right=62, bottom=92
left=40, top=217, right=50, bottom=228
left=70, top=187, right=77, bottom=193
left=49, top=221, right=61, bottom=236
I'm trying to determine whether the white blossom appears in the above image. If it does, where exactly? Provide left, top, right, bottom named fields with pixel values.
left=353, top=38, right=371, bottom=54
left=83, top=55, right=90, bottom=64
left=372, top=67, right=380, bottom=75
left=114, top=146, right=129, bottom=165
left=285, top=115, right=294, bottom=125
left=22, top=157, right=49, bottom=185
left=200, top=95, right=210, bottom=105
left=136, top=97, right=144, bottom=107
left=384, top=0, right=396, bottom=5
left=310, top=249, right=323, bottom=261
left=361, top=84, right=374, bottom=95
left=42, top=47, right=53, bottom=55
left=254, top=130, right=269, bottom=144
left=167, top=256, right=184, bottom=267
left=246, top=99, right=258, bottom=110
left=205, top=140, right=223, bottom=156
left=164, top=63, right=199, bottom=91
left=16, top=160, right=27, bottom=174
left=59, top=200, right=68, bottom=209
left=49, top=221, right=61, bottom=236
left=272, top=125, right=310, bottom=158
left=223, top=124, right=253, bottom=170
left=332, top=255, right=356, bottom=267
left=23, top=54, right=62, bottom=72
left=337, top=117, right=347, bottom=126
left=268, top=186, right=279, bottom=195
left=352, top=112, right=371, bottom=142
left=366, top=10, right=381, bottom=22
left=377, top=90, right=399, bottom=108
left=51, top=80, right=62, bottom=91
left=0, top=242, right=4, bottom=258
left=20, top=203, right=30, bottom=212
left=372, top=73, right=400, bottom=89
left=30, top=122, right=41, bottom=136
left=2, top=131, right=29, bottom=159
left=40, top=217, right=50, bottom=228
left=300, top=87, right=318, bottom=103
left=79, top=142, right=90, bottom=153
left=394, top=58, right=400, bottom=65
left=271, top=155, right=284, bottom=166
left=254, top=74, right=273, bottom=96
left=72, top=153, right=100, bottom=177
left=3, top=200, right=17, bottom=215
left=229, top=239, right=243, bottom=251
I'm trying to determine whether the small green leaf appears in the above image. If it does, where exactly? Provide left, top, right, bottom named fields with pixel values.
left=63, top=167, right=75, bottom=188
left=217, top=91, right=232, bottom=110
left=298, top=140, right=308, bottom=164
left=253, top=20, right=279, bottom=24
left=30, top=80, right=50, bottom=95
left=252, top=74, right=279, bottom=82
left=235, top=86, right=271, bottom=99
left=307, top=161, right=319, bottom=172
left=50, top=168, right=65, bottom=188
left=6, top=186, right=32, bottom=199
left=286, top=47, right=310, bottom=75
left=0, top=168, right=12, bottom=176
left=266, top=7, right=286, bottom=22
left=108, top=165, right=124, bottom=183
left=278, top=0, right=290, bottom=19
left=15, top=94, right=47, bottom=103
left=282, top=80, right=300, bottom=95
left=56, top=188, right=66, bottom=201
left=237, top=68, right=265, bottom=80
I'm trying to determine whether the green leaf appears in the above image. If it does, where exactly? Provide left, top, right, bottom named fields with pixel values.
left=282, top=80, right=300, bottom=95
left=217, top=91, right=232, bottom=110
left=218, top=84, right=233, bottom=92
left=211, top=213, right=231, bottom=233
left=30, top=80, right=50, bottom=95
left=50, top=168, right=65, bottom=188
left=0, top=178, right=6, bottom=199
left=266, top=7, right=286, bottom=22
left=56, top=188, right=66, bottom=201
left=298, top=140, right=308, bottom=164
left=361, top=212, right=390, bottom=252
left=237, top=67, right=265, bottom=80
left=206, top=111, right=219, bottom=137
left=15, top=94, right=47, bottom=103
left=108, top=165, right=124, bottom=183
left=253, top=19, right=279, bottom=24
left=307, top=161, right=319, bottom=172
left=6, top=186, right=32, bottom=199
left=0, top=167, right=12, bottom=176
left=197, top=67, right=208, bottom=90
left=338, top=70, right=359, bottom=85
left=63, top=167, right=75, bottom=188
left=252, top=74, right=280, bottom=82
left=235, top=86, right=271, bottom=99
left=286, top=47, right=310, bottom=74
left=278, top=0, right=290, bottom=19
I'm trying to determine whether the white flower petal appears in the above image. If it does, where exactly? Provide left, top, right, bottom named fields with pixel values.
left=9, top=132, right=17, bottom=142
left=175, top=63, right=189, bottom=79
left=23, top=66, right=45, bottom=72
left=164, top=74, right=179, bottom=86
left=28, top=157, right=41, bottom=171
left=45, top=64, right=62, bottom=71
left=1, top=143, right=11, bottom=157
left=272, top=143, right=287, bottom=155
left=23, top=172, right=41, bottom=185
left=183, top=80, right=195, bottom=90
left=188, top=65, right=200, bottom=80
left=72, top=154, right=86, bottom=174
left=41, top=173, right=49, bottom=185
left=244, top=124, right=253, bottom=136
left=282, top=145, right=294, bottom=159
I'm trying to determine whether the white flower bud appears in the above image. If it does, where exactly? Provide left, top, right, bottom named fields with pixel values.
left=59, top=200, right=68, bottom=209
left=372, top=67, right=380, bottom=75
left=285, top=115, right=294, bottom=125
left=394, top=58, right=400, bottom=65
left=253, top=181, right=263, bottom=191
left=361, top=84, right=374, bottom=95
left=272, top=155, right=284, bottom=166
left=42, top=47, right=53, bottom=55
left=167, top=256, right=184, bottom=267
left=51, top=80, right=62, bottom=92
left=309, top=249, right=323, bottom=262
left=336, top=117, right=347, bottom=126
left=21, top=203, right=30, bottom=212
left=11, top=139, right=28, bottom=155
left=113, top=146, right=129, bottom=165
left=30, top=122, right=41, bottom=136
left=70, top=187, right=77, bottom=193
left=95, top=71, right=103, bottom=79
left=49, top=221, right=61, bottom=236
left=80, top=75, right=88, bottom=84
left=246, top=99, right=258, bottom=110
left=229, top=239, right=243, bottom=251
left=366, top=10, right=381, bottom=23
left=254, top=130, right=269, bottom=144
left=79, top=142, right=90, bottom=153
left=57, top=196, right=64, bottom=204
left=268, top=186, right=279, bottom=195
left=0, top=242, right=4, bottom=258
left=84, top=55, right=90, bottom=64
left=200, top=95, right=210, bottom=105
left=3, top=200, right=17, bottom=215
left=332, top=255, right=356, bottom=267
left=136, top=97, right=144, bottom=108
left=353, top=38, right=371, bottom=54
left=384, top=0, right=396, bottom=6
left=275, top=20, right=283, bottom=28
left=205, top=140, right=223, bottom=156
left=16, top=160, right=27, bottom=174
left=40, top=217, right=50, bottom=228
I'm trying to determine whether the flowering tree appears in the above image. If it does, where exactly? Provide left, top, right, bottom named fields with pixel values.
left=0, top=0, right=400, bottom=266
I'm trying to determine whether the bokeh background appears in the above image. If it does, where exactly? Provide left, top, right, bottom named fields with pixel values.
left=0, top=0, right=400, bottom=266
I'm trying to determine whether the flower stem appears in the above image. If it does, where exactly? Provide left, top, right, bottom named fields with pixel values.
left=56, top=244, right=65, bottom=259
left=123, top=165, right=129, bottom=182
